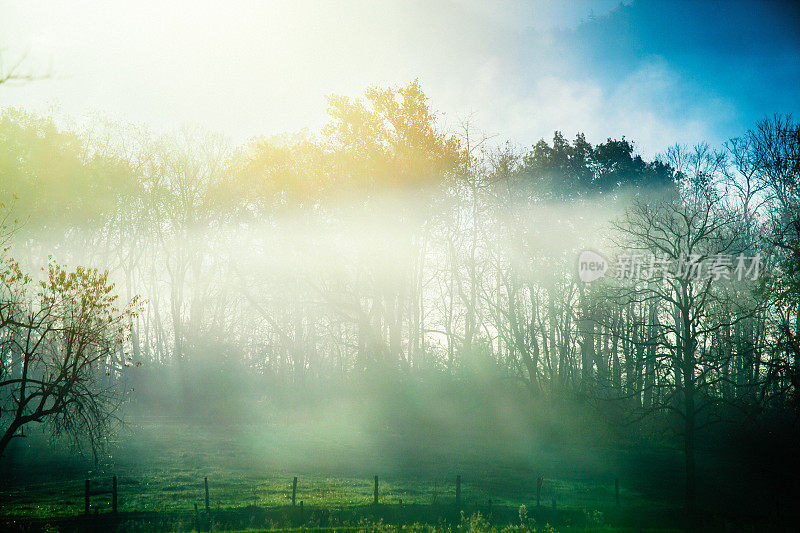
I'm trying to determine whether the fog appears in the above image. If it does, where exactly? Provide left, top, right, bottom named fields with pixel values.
left=1, top=14, right=799, bottom=527
left=0, top=109, right=656, bottom=481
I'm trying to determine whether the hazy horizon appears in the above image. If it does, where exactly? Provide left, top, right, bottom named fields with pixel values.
left=2, top=0, right=798, bottom=157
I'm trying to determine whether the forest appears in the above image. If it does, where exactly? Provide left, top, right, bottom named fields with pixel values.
left=1, top=80, right=799, bottom=531
left=2, top=2, right=800, bottom=532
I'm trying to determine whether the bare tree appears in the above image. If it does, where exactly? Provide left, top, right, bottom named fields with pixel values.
left=0, top=49, right=48, bottom=86
left=741, top=116, right=800, bottom=410
left=611, top=146, right=759, bottom=514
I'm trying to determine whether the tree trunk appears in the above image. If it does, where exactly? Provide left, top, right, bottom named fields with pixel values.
left=0, top=419, right=22, bottom=457
left=684, top=381, right=697, bottom=517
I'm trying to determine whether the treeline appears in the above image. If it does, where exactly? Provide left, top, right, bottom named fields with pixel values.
left=1, top=82, right=799, bottom=510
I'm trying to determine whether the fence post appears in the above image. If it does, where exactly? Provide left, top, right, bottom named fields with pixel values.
left=194, top=503, right=199, bottom=532
left=204, top=477, right=210, bottom=513
left=84, top=480, right=90, bottom=515
left=615, top=478, right=620, bottom=507
left=536, top=476, right=542, bottom=507
left=374, top=475, right=379, bottom=505
left=456, top=475, right=461, bottom=507
left=112, top=475, right=118, bottom=514
left=292, top=476, right=298, bottom=506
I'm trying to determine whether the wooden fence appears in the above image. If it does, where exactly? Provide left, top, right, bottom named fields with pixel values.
left=77, top=473, right=622, bottom=516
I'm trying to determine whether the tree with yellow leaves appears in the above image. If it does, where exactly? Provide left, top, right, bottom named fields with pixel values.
left=0, top=254, right=138, bottom=458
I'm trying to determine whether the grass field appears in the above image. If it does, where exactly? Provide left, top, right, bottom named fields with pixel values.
left=0, top=470, right=680, bottom=533
left=0, top=419, right=747, bottom=532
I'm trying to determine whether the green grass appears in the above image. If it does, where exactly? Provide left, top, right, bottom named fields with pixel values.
left=0, top=468, right=682, bottom=532
left=0, top=469, right=652, bottom=516
left=0, top=420, right=692, bottom=531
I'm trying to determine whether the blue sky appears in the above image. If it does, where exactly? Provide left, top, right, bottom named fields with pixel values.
left=1, top=0, right=798, bottom=157
left=557, top=0, right=800, bottom=147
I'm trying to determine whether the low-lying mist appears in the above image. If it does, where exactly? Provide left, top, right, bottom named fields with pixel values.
left=3, top=96, right=796, bottom=524
left=7, top=180, right=638, bottom=482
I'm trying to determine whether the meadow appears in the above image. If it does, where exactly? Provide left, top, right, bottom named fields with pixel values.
left=0, top=418, right=746, bottom=532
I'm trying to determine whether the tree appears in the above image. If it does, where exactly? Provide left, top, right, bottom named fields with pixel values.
left=0, top=109, right=134, bottom=235
left=0, top=257, right=136, bottom=458
left=611, top=145, right=757, bottom=514
left=0, top=49, right=46, bottom=86
left=737, top=115, right=800, bottom=411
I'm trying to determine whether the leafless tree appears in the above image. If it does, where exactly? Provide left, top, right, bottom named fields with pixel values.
left=610, top=146, right=759, bottom=513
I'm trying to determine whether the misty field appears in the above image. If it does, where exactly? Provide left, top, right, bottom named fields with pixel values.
left=1, top=420, right=683, bottom=532
left=2, top=407, right=773, bottom=532
left=3, top=2, right=800, bottom=532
